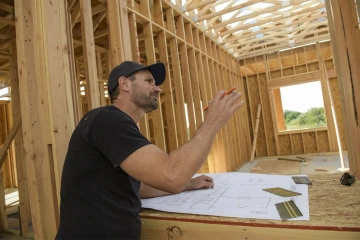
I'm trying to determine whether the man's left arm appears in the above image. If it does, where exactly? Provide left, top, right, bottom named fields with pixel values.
left=140, top=175, right=214, bottom=199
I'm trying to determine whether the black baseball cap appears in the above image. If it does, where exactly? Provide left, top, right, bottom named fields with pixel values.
left=108, top=61, right=166, bottom=95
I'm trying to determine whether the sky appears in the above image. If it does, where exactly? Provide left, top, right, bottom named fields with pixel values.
left=280, top=81, right=325, bottom=113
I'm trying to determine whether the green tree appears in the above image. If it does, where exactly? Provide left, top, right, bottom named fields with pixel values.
left=284, top=110, right=302, bottom=124
left=284, top=107, right=326, bottom=130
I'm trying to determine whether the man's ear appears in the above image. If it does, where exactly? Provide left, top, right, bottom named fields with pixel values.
left=119, top=76, right=130, bottom=92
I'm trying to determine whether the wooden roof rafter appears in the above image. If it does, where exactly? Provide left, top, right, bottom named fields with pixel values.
left=174, top=0, right=329, bottom=59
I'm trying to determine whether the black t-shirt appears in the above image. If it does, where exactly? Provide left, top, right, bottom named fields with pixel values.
left=56, top=106, right=152, bottom=240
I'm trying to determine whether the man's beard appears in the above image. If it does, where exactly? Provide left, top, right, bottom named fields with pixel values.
left=131, top=86, right=159, bottom=113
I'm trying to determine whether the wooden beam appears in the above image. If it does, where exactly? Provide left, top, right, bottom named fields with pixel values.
left=321, top=57, right=345, bottom=167
left=80, top=0, right=101, bottom=109
left=224, top=12, right=328, bottom=44
left=326, top=0, right=360, bottom=177
left=72, top=39, right=108, bottom=53
left=0, top=2, right=14, bottom=13
left=93, top=11, right=106, bottom=31
left=236, top=34, right=330, bottom=60
left=197, top=0, right=263, bottom=22
left=9, top=41, right=30, bottom=234
left=158, top=30, right=178, bottom=151
left=119, top=0, right=132, bottom=60
left=273, top=88, right=286, bottom=131
left=0, top=169, right=8, bottom=230
left=268, top=70, right=323, bottom=89
left=0, top=119, right=20, bottom=167
left=184, top=0, right=217, bottom=13
left=107, top=0, right=124, bottom=68
left=166, top=10, right=188, bottom=146
left=0, top=16, right=15, bottom=26
left=142, top=0, right=166, bottom=151
left=250, top=104, right=261, bottom=162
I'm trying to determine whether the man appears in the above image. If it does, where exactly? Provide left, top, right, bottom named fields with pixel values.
left=56, top=61, right=243, bottom=239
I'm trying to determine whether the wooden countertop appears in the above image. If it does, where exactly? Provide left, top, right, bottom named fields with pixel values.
left=140, top=173, right=360, bottom=232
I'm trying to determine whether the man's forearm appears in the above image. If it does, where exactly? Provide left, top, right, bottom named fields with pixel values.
left=167, top=121, right=217, bottom=188
left=139, top=183, right=172, bottom=199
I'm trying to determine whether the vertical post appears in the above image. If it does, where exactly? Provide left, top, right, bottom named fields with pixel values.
left=15, top=0, right=77, bottom=237
left=0, top=169, right=8, bottom=230
left=325, top=0, right=360, bottom=177
left=80, top=0, right=100, bottom=109
left=10, top=41, right=30, bottom=234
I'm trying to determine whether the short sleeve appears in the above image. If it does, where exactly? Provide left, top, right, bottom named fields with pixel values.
left=89, top=109, right=152, bottom=169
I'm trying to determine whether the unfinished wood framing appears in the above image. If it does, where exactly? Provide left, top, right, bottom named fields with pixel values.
left=0, top=0, right=359, bottom=237
left=0, top=0, right=251, bottom=235
left=325, top=0, right=360, bottom=177
left=240, top=41, right=347, bottom=158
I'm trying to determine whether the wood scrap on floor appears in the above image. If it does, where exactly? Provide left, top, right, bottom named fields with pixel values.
left=297, top=156, right=312, bottom=162
left=278, top=157, right=304, bottom=162
left=251, top=167, right=262, bottom=172
left=315, top=168, right=328, bottom=172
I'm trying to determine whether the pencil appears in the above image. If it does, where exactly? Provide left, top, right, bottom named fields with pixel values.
left=203, top=87, right=236, bottom=111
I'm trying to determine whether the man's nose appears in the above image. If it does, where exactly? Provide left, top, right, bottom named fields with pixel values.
left=154, top=85, right=162, bottom=93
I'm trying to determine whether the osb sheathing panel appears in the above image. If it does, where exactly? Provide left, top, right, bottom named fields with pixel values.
left=291, top=133, right=304, bottom=154
left=280, top=56, right=293, bottom=68
left=248, top=75, right=267, bottom=156
left=295, top=64, right=307, bottom=74
left=329, top=77, right=347, bottom=150
left=279, top=134, right=292, bottom=155
left=317, top=130, right=330, bottom=153
left=324, top=59, right=334, bottom=69
left=303, top=132, right=317, bottom=153
left=268, top=59, right=280, bottom=70
left=258, top=73, right=276, bottom=156
left=308, top=62, right=320, bottom=72
left=296, top=53, right=306, bottom=65
left=282, top=67, right=295, bottom=77
left=270, top=70, right=281, bottom=79
left=306, top=51, right=317, bottom=62
left=321, top=47, right=333, bottom=59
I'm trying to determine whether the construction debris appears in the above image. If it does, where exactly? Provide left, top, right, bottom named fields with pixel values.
left=251, top=167, right=262, bottom=172
left=278, top=157, right=304, bottom=162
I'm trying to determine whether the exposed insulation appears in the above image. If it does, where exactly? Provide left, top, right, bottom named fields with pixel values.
left=308, top=62, right=320, bottom=72
left=329, top=78, right=347, bottom=150
left=258, top=73, right=276, bottom=156
left=278, top=134, right=292, bottom=155
left=270, top=70, right=281, bottom=79
left=295, top=64, right=307, bottom=74
left=282, top=67, right=295, bottom=76
left=317, top=131, right=330, bottom=153
left=303, top=132, right=317, bottom=153
left=291, top=133, right=304, bottom=154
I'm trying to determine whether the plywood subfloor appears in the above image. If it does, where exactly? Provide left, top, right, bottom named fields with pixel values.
left=250, top=160, right=301, bottom=175
left=141, top=173, right=360, bottom=231
left=238, top=154, right=349, bottom=175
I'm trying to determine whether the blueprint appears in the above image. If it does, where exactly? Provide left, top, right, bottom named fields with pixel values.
left=141, top=172, right=309, bottom=221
